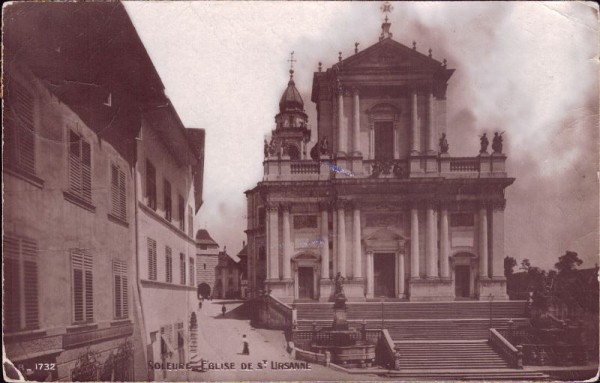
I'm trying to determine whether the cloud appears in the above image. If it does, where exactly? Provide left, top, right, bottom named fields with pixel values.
left=124, top=1, right=598, bottom=267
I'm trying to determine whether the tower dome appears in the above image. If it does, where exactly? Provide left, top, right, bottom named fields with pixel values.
left=278, top=69, right=304, bottom=112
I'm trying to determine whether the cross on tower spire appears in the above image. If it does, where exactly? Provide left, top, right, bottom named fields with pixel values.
left=288, top=51, right=297, bottom=80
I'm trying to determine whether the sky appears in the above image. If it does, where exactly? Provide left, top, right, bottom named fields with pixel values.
left=123, top=1, right=599, bottom=271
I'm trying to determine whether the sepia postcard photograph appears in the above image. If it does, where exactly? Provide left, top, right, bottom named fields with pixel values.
left=2, top=1, right=599, bottom=381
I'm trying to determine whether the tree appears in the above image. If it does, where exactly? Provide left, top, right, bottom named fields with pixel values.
left=520, top=258, right=531, bottom=271
left=554, top=251, right=583, bottom=274
left=504, top=256, right=517, bottom=277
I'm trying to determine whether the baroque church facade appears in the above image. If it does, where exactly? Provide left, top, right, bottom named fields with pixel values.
left=245, top=18, right=513, bottom=303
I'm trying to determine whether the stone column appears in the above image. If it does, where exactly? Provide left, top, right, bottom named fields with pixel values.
left=398, top=253, right=405, bottom=297
left=352, top=88, right=361, bottom=155
left=440, top=208, right=450, bottom=279
left=352, top=204, right=362, bottom=279
left=337, top=201, right=347, bottom=277
left=337, top=86, right=346, bottom=155
left=267, top=204, right=279, bottom=280
left=479, top=206, right=489, bottom=279
left=282, top=203, right=292, bottom=280
left=410, top=207, right=420, bottom=278
left=426, top=205, right=438, bottom=278
left=367, top=252, right=374, bottom=297
left=411, top=91, right=419, bottom=154
left=320, top=203, right=330, bottom=280
left=491, top=202, right=506, bottom=278
left=427, top=92, right=436, bottom=153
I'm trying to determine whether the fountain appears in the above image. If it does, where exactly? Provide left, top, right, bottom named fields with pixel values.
left=310, top=273, right=376, bottom=367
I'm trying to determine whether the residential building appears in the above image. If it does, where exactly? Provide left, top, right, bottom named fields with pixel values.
left=214, top=248, right=244, bottom=299
left=2, top=2, right=149, bottom=380
left=136, top=101, right=204, bottom=382
left=2, top=3, right=205, bottom=381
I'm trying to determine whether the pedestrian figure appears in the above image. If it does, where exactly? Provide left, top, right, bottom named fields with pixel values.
left=242, top=335, right=249, bottom=355
left=221, top=304, right=227, bottom=316
left=198, top=301, right=202, bottom=309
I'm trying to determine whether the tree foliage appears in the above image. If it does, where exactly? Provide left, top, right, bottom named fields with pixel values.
left=504, top=256, right=517, bottom=277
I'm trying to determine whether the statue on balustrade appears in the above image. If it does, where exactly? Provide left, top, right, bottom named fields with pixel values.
left=268, top=137, right=278, bottom=157
left=479, top=133, right=489, bottom=153
left=439, top=133, right=449, bottom=154
left=334, top=272, right=345, bottom=296
left=393, top=162, right=404, bottom=178
left=310, top=141, right=321, bottom=161
left=282, top=142, right=289, bottom=157
left=264, top=139, right=269, bottom=158
left=320, top=137, right=329, bottom=155
left=370, top=161, right=382, bottom=178
left=492, top=131, right=504, bottom=153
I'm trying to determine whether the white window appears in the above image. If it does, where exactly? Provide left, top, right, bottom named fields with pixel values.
left=188, top=206, right=194, bottom=237
left=71, top=248, right=93, bottom=323
left=68, top=130, right=92, bottom=204
left=110, top=163, right=127, bottom=221
left=113, top=260, right=128, bottom=319
left=166, top=246, right=173, bottom=283
left=180, top=253, right=186, bottom=285
left=147, top=238, right=157, bottom=280
left=3, top=234, right=39, bottom=332
left=4, top=83, right=36, bottom=174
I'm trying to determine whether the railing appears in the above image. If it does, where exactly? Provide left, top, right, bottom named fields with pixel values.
left=379, top=329, right=399, bottom=370
left=293, top=347, right=330, bottom=365
left=449, top=158, right=480, bottom=172
left=257, top=295, right=293, bottom=330
left=291, top=162, right=320, bottom=174
left=521, top=343, right=588, bottom=366
left=489, top=328, right=522, bottom=368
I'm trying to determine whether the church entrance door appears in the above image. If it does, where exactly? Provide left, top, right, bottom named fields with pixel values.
left=298, top=267, right=314, bottom=299
left=455, top=265, right=470, bottom=298
left=374, top=253, right=395, bottom=298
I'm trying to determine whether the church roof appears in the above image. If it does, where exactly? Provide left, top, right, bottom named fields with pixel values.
left=279, top=70, right=304, bottom=113
left=311, top=37, right=454, bottom=102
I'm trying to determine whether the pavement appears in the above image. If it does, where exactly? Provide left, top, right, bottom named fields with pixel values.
left=162, top=299, right=385, bottom=382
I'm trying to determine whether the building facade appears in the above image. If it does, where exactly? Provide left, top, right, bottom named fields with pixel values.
left=3, top=3, right=205, bottom=381
left=195, top=229, right=220, bottom=298
left=3, top=3, right=145, bottom=380
left=135, top=105, right=204, bottom=381
left=246, top=20, right=513, bottom=303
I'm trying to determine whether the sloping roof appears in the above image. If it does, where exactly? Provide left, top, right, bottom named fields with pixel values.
left=216, top=251, right=241, bottom=268
left=236, top=244, right=248, bottom=258
left=196, top=229, right=218, bottom=246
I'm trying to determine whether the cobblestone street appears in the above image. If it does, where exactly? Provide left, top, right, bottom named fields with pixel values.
left=164, top=300, right=382, bottom=381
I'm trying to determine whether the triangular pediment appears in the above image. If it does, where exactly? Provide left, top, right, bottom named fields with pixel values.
left=366, top=228, right=402, bottom=242
left=339, top=38, right=443, bottom=72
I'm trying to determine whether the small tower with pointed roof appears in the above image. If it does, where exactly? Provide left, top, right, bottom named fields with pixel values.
left=268, top=52, right=311, bottom=160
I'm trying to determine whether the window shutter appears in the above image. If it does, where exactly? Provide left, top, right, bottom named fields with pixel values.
left=166, top=247, right=172, bottom=283
left=180, top=253, right=186, bottom=285
left=22, top=238, right=39, bottom=329
left=72, top=249, right=93, bottom=322
left=119, top=169, right=126, bottom=219
left=111, top=165, right=120, bottom=216
left=147, top=238, right=157, bottom=280
left=121, top=276, right=128, bottom=318
left=81, top=140, right=92, bottom=203
left=114, top=274, right=122, bottom=318
left=73, top=268, right=84, bottom=322
left=14, top=86, right=36, bottom=173
left=69, top=131, right=82, bottom=196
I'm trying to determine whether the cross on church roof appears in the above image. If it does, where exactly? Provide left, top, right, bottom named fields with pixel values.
left=381, top=1, right=393, bottom=16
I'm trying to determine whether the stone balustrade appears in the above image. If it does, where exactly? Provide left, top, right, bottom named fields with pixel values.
left=263, top=154, right=507, bottom=181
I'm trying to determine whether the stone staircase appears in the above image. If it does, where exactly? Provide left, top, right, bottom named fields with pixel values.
left=295, top=300, right=550, bottom=379
left=394, top=341, right=510, bottom=369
